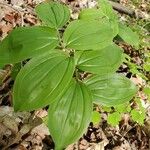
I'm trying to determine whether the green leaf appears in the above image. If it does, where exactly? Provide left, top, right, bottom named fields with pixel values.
left=110, top=18, right=119, bottom=37
left=75, top=44, right=123, bottom=75
left=92, top=111, right=101, bottom=125
left=0, top=26, right=58, bottom=65
left=79, top=8, right=119, bottom=36
left=98, top=0, right=119, bottom=36
left=98, top=0, right=114, bottom=18
left=63, top=20, right=114, bottom=50
left=36, top=2, right=70, bottom=29
left=144, top=63, right=150, bottom=71
left=48, top=80, right=92, bottom=150
left=84, top=74, right=137, bottom=106
left=79, top=8, right=104, bottom=20
left=131, top=109, right=145, bottom=125
left=11, top=63, right=22, bottom=80
left=42, top=115, right=48, bottom=126
left=102, top=106, right=112, bottom=112
left=131, top=98, right=146, bottom=125
left=13, top=51, right=75, bottom=111
left=144, top=87, right=150, bottom=100
left=118, top=23, right=139, bottom=47
left=107, top=112, right=121, bottom=126
left=115, top=103, right=131, bottom=113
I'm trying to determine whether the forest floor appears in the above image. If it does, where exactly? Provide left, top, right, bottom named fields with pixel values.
left=0, top=0, right=150, bottom=150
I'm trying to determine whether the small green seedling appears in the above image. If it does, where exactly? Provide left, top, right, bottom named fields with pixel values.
left=0, top=0, right=139, bottom=149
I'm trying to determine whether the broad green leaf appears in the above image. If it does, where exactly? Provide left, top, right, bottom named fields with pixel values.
left=107, top=112, right=121, bottom=126
left=79, top=8, right=118, bottom=37
left=84, top=74, right=137, bottom=106
left=79, top=8, right=104, bottom=20
left=0, top=26, right=58, bottom=65
left=36, top=2, right=70, bottom=29
left=48, top=80, right=92, bottom=150
left=98, top=0, right=119, bottom=36
left=63, top=20, right=114, bottom=50
left=13, top=51, right=75, bottom=111
left=110, top=18, right=119, bottom=37
left=118, top=23, right=139, bottom=47
left=98, top=0, right=114, bottom=18
left=75, top=44, right=123, bottom=75
left=92, top=111, right=101, bottom=125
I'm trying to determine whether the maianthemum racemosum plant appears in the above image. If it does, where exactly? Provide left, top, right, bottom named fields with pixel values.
left=0, top=0, right=139, bottom=149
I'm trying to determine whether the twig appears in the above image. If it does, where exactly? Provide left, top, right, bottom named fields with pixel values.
left=109, top=1, right=144, bottom=19
left=109, top=1, right=135, bottom=16
left=123, top=124, right=137, bottom=137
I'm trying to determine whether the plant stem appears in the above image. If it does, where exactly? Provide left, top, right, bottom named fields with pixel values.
left=57, top=30, right=65, bottom=49
left=75, top=69, right=79, bottom=79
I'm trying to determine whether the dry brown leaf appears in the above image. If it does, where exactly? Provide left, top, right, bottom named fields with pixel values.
left=2, top=116, right=18, bottom=134
left=11, top=0, right=24, bottom=6
left=1, top=23, right=13, bottom=34
left=4, top=13, right=15, bottom=23
left=24, top=14, right=37, bottom=25
left=131, top=75, right=145, bottom=86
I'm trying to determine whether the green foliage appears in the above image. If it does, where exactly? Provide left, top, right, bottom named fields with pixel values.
left=131, top=109, right=145, bottom=125
left=92, top=111, right=101, bottom=125
left=98, top=0, right=114, bottom=16
left=118, top=23, right=140, bottom=48
left=79, top=0, right=119, bottom=36
left=144, top=63, right=150, bottom=72
left=106, top=103, right=131, bottom=126
left=48, top=80, right=92, bottom=149
left=79, top=8, right=104, bottom=20
left=115, top=103, right=131, bottom=113
left=98, top=0, right=119, bottom=36
left=35, top=2, right=70, bottom=29
left=123, top=54, right=148, bottom=80
left=130, top=98, right=146, bottom=125
left=75, top=44, right=123, bottom=75
left=144, top=87, right=150, bottom=100
left=84, top=74, right=137, bottom=106
left=11, top=63, right=22, bottom=80
left=107, top=112, right=122, bottom=126
left=106, top=98, right=146, bottom=126
left=102, top=106, right=112, bottom=112
left=143, top=53, right=150, bottom=72
left=63, top=20, right=114, bottom=50
left=122, top=7, right=149, bottom=48
left=0, top=1, right=139, bottom=149
left=13, top=50, right=75, bottom=111
left=0, top=26, right=58, bottom=66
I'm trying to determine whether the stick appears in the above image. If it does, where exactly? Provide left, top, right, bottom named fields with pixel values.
left=109, top=1, right=145, bottom=19
left=109, top=1, right=135, bottom=16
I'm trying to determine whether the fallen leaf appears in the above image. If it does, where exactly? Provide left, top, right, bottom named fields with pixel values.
left=2, top=115, right=18, bottom=133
